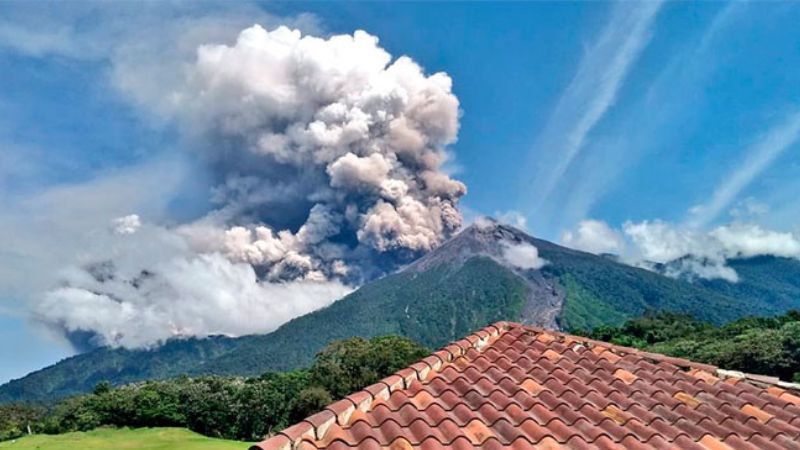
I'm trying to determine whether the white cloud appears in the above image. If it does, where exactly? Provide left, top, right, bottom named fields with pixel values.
left=561, top=219, right=624, bottom=255
left=711, top=223, right=800, bottom=259
left=562, top=216, right=800, bottom=282
left=0, top=157, right=189, bottom=306
left=622, top=219, right=800, bottom=264
left=4, top=186, right=353, bottom=349
left=729, top=197, right=769, bottom=220
left=501, top=241, right=547, bottom=270
left=662, top=258, right=739, bottom=283
left=112, top=214, right=142, bottom=235
left=623, top=220, right=703, bottom=263
left=38, top=252, right=351, bottom=348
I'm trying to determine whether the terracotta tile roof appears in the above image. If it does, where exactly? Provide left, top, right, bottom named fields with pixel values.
left=251, top=322, right=800, bottom=450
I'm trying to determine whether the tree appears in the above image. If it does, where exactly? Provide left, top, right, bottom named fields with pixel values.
left=0, top=404, right=43, bottom=441
left=289, top=387, right=333, bottom=424
left=309, top=335, right=428, bottom=398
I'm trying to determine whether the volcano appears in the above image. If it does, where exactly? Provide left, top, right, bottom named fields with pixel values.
left=3, top=219, right=800, bottom=403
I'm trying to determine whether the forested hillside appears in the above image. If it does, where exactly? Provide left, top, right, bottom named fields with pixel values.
left=696, top=256, right=800, bottom=313
left=532, top=238, right=767, bottom=330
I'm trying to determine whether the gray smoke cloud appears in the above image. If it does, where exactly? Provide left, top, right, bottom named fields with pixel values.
left=130, top=24, right=465, bottom=280
left=33, top=25, right=466, bottom=349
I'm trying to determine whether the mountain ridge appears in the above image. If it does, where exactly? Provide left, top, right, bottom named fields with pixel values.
left=3, top=221, right=800, bottom=404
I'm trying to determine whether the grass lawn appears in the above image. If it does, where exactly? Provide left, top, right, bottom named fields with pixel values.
left=0, top=427, right=251, bottom=450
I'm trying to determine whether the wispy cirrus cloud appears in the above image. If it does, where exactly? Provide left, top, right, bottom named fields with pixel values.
left=687, top=110, right=800, bottom=228
left=554, top=2, right=743, bottom=230
left=525, top=1, right=663, bottom=227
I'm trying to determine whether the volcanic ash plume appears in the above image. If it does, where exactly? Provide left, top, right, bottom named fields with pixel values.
left=37, top=25, right=466, bottom=349
left=174, top=25, right=465, bottom=280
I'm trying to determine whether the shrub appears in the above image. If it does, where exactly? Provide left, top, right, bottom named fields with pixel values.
left=289, top=387, right=333, bottom=423
left=0, top=404, right=43, bottom=441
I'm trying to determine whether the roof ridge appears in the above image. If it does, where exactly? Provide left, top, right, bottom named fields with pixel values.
left=250, top=321, right=513, bottom=450
left=511, top=323, right=720, bottom=373
left=516, top=323, right=800, bottom=393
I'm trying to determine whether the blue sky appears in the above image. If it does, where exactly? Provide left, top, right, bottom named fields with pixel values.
left=1, top=1, right=799, bottom=383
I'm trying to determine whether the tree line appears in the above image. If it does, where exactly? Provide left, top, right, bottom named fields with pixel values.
left=0, top=335, right=428, bottom=442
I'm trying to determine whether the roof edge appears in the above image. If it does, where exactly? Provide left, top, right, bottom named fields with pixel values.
left=249, top=321, right=512, bottom=450
left=510, top=323, right=719, bottom=373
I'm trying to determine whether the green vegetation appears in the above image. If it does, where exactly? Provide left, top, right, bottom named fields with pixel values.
left=309, top=336, right=428, bottom=399
left=556, top=274, right=628, bottom=331
left=587, top=310, right=800, bottom=382
left=0, top=427, right=246, bottom=449
left=0, top=404, right=42, bottom=441
left=0, top=335, right=426, bottom=443
left=697, top=256, right=800, bottom=313
left=534, top=239, right=774, bottom=330
left=0, top=337, right=241, bottom=405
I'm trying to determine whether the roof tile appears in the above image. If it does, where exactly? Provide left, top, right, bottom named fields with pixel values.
left=325, top=399, right=355, bottom=425
left=253, top=322, right=800, bottom=450
left=304, top=410, right=336, bottom=440
left=249, top=434, right=291, bottom=450
left=278, top=421, right=314, bottom=443
left=364, top=383, right=390, bottom=401
left=740, top=404, right=773, bottom=423
left=345, top=390, right=371, bottom=412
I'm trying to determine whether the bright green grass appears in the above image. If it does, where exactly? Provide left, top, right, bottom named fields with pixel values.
left=0, top=427, right=251, bottom=450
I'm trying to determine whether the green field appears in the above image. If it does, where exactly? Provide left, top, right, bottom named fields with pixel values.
left=0, top=427, right=250, bottom=450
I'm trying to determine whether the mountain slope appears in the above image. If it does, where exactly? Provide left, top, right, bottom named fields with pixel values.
left=0, top=256, right=528, bottom=403
left=696, top=256, right=800, bottom=313
left=3, top=221, right=799, bottom=404
left=536, top=238, right=768, bottom=330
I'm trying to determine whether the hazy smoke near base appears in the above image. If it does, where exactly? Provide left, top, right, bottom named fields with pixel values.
left=36, top=25, right=466, bottom=349
left=501, top=241, right=547, bottom=270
